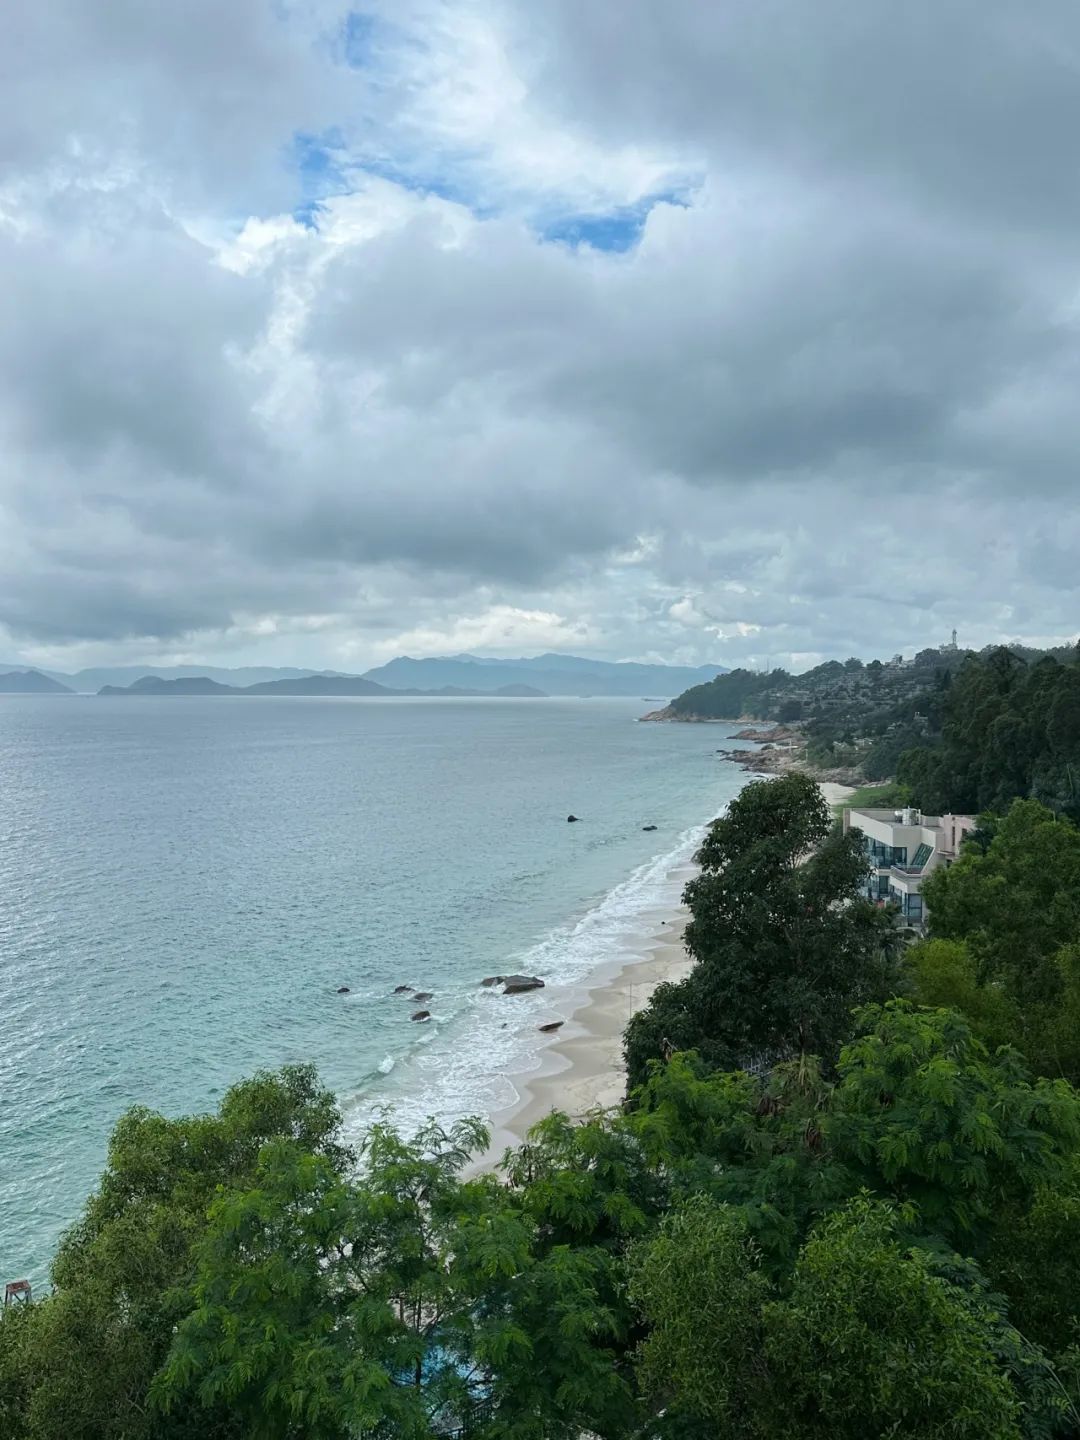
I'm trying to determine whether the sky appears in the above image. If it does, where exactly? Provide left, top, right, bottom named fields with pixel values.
left=2, top=1, right=1079, bottom=675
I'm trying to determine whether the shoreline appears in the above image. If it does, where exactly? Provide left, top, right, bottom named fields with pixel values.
left=479, top=778, right=855, bottom=1159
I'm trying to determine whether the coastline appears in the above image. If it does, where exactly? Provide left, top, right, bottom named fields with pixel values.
left=480, top=778, right=856, bottom=1159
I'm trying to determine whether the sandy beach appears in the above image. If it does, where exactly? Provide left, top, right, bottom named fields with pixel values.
left=481, top=779, right=855, bottom=1158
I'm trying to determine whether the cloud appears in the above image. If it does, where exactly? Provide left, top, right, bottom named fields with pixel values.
left=2, top=2, right=1080, bottom=672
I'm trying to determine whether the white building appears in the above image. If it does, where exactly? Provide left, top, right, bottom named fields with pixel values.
left=842, top=806, right=976, bottom=927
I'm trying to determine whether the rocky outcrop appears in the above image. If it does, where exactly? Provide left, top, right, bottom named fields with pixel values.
left=503, top=975, right=545, bottom=994
left=732, top=725, right=798, bottom=742
left=410, top=1010, right=431, bottom=1022
left=393, top=984, right=413, bottom=994
left=481, top=974, right=546, bottom=994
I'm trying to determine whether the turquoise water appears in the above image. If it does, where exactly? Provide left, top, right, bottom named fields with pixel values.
left=0, top=696, right=746, bottom=1286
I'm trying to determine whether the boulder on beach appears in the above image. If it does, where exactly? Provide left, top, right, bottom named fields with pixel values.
left=566, top=814, right=580, bottom=823
left=538, top=1021, right=564, bottom=1034
left=412, top=991, right=433, bottom=1002
left=336, top=986, right=350, bottom=994
left=410, top=1010, right=431, bottom=1022
left=501, top=974, right=545, bottom=995
left=393, top=984, right=413, bottom=994
left=642, top=824, right=657, bottom=831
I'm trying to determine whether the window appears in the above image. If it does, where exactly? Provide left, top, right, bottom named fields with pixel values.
left=865, top=838, right=908, bottom=866
left=909, top=842, right=933, bottom=871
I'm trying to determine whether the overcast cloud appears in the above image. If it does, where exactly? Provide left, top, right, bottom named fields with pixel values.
left=2, top=1, right=1079, bottom=673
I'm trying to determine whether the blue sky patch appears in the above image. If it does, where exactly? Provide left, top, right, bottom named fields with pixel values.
left=540, top=190, right=690, bottom=253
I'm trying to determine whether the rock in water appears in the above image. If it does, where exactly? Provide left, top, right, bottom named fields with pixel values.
left=410, top=1010, right=431, bottom=1022
left=336, top=986, right=350, bottom=994
left=412, top=991, right=433, bottom=1002
left=393, top=984, right=413, bottom=994
left=501, top=974, right=545, bottom=995
left=642, top=824, right=658, bottom=831
left=567, top=814, right=580, bottom=823
left=538, top=1021, right=564, bottom=1033
left=480, top=976, right=501, bottom=987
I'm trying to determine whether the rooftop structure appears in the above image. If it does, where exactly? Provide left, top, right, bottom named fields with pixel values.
left=842, top=805, right=976, bottom=928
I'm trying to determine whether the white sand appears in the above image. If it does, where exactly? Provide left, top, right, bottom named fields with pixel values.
left=819, top=780, right=857, bottom=807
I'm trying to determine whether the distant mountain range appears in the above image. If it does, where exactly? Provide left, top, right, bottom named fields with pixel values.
left=0, top=663, right=348, bottom=692
left=97, top=675, right=546, bottom=699
left=0, top=653, right=728, bottom=698
left=0, top=669, right=73, bottom=694
left=360, top=653, right=729, bottom=697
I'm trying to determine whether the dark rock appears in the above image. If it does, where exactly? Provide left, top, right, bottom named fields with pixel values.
left=412, top=991, right=433, bottom=1002
left=336, top=986, right=350, bottom=994
left=480, top=976, right=501, bottom=987
left=538, top=1021, right=564, bottom=1034
left=642, top=824, right=658, bottom=831
left=501, top=974, right=545, bottom=995
left=566, top=814, right=580, bottom=823
left=410, top=1010, right=431, bottom=1022
left=393, top=984, right=413, bottom=994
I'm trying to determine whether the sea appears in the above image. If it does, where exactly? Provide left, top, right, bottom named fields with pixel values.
left=0, top=694, right=748, bottom=1287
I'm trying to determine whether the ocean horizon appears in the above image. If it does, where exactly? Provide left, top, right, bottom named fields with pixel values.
left=0, top=695, right=748, bottom=1288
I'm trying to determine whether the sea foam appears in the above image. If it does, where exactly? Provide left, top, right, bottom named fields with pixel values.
left=342, top=818, right=712, bottom=1143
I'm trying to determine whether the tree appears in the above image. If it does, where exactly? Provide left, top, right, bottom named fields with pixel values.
left=627, top=1002, right=1080, bottom=1270
left=156, top=1118, right=638, bottom=1440
left=765, top=1199, right=1026, bottom=1439
left=1, top=1065, right=347, bottom=1440
left=629, top=1193, right=1050, bottom=1440
left=986, top=1167, right=1080, bottom=1360
left=906, top=938, right=1019, bottom=1052
left=922, top=799, right=1080, bottom=1019
left=826, top=1002, right=1080, bottom=1244
left=628, top=1196, right=769, bottom=1437
left=898, top=649, right=1080, bottom=817
left=625, top=774, right=899, bottom=1086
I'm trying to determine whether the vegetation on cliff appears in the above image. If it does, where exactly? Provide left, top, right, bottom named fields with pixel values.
left=898, top=647, right=1080, bottom=817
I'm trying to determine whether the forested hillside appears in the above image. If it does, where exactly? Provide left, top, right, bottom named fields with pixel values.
left=898, top=647, right=1080, bottom=816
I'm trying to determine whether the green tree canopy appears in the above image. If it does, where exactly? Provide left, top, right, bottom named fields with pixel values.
left=0, top=1064, right=346, bottom=1440
left=625, top=774, right=899, bottom=1086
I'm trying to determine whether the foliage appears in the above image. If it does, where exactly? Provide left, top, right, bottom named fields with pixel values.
left=765, top=1199, right=1026, bottom=1439
left=986, top=1166, right=1080, bottom=1358
left=629, top=1192, right=1051, bottom=1440
left=861, top=724, right=926, bottom=780
left=667, top=651, right=954, bottom=726
left=0, top=1063, right=345, bottom=1440
left=627, top=1196, right=770, bottom=1437
left=624, top=774, right=900, bottom=1086
left=907, top=938, right=1019, bottom=1050
left=825, top=1002, right=1080, bottom=1245
left=917, top=799, right=1080, bottom=1082
left=6, top=1003, right=1080, bottom=1437
left=899, top=649, right=1080, bottom=816
left=155, top=1117, right=638, bottom=1440
left=625, top=1002, right=1080, bottom=1273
